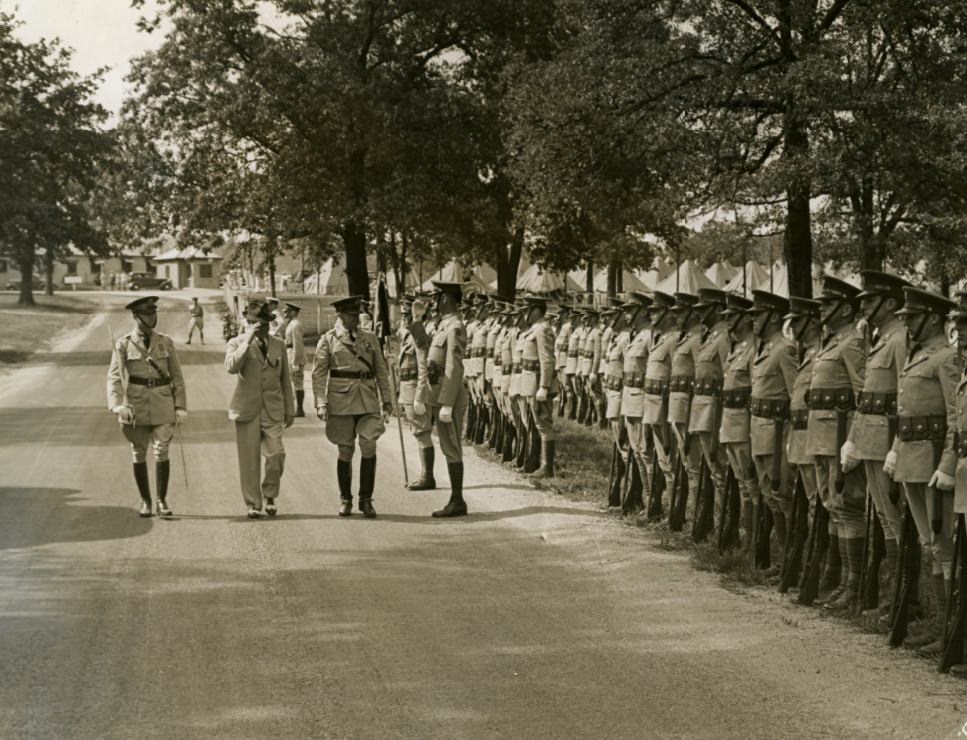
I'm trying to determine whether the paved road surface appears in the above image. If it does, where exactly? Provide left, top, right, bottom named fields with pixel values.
left=1, top=295, right=965, bottom=739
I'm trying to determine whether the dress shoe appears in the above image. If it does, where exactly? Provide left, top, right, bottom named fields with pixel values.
left=338, top=499, right=353, bottom=517
left=265, top=498, right=277, bottom=516
left=138, top=501, right=153, bottom=518
left=247, top=506, right=262, bottom=519
left=407, top=477, right=436, bottom=491
left=156, top=499, right=172, bottom=518
left=432, top=500, right=468, bottom=518
left=359, top=499, right=377, bottom=518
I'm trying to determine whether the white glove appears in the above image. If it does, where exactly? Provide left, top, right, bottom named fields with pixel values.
left=883, top=450, right=898, bottom=479
left=317, top=405, right=329, bottom=422
left=536, top=387, right=548, bottom=402
left=413, top=400, right=426, bottom=416
left=840, top=440, right=858, bottom=471
left=439, top=406, right=453, bottom=423
left=411, top=299, right=428, bottom=322
left=112, top=405, right=134, bottom=425
left=176, top=409, right=188, bottom=423
left=929, top=469, right=955, bottom=491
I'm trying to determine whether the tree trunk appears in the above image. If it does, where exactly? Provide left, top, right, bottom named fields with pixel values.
left=17, top=253, right=35, bottom=306
left=44, top=247, right=55, bottom=295
left=782, top=115, right=813, bottom=298
left=266, top=232, right=278, bottom=298
left=341, top=221, right=370, bottom=298
left=585, top=260, right=593, bottom=294
left=495, top=228, right=524, bottom=301
left=396, top=232, right=408, bottom=298
left=606, top=259, right=618, bottom=298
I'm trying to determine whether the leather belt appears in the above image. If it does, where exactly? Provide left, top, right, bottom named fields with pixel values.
left=806, top=387, right=855, bottom=411
left=856, top=391, right=897, bottom=416
left=606, top=376, right=623, bottom=391
left=722, top=388, right=751, bottom=409
left=669, top=375, right=694, bottom=393
left=522, top=359, right=540, bottom=372
left=128, top=376, right=169, bottom=388
left=623, top=371, right=645, bottom=389
left=693, top=379, right=723, bottom=397
left=399, top=367, right=418, bottom=382
left=898, top=415, right=946, bottom=442
left=791, top=409, right=809, bottom=429
left=751, top=397, right=790, bottom=420
left=331, top=369, right=373, bottom=380
left=428, top=361, right=443, bottom=385
left=644, top=377, right=668, bottom=395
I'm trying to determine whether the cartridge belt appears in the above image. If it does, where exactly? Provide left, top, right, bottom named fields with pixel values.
left=856, top=391, right=897, bottom=416
left=897, top=415, right=947, bottom=442
left=750, top=397, right=790, bottom=420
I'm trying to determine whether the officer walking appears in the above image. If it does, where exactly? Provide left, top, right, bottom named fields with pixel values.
left=413, top=281, right=469, bottom=517
left=884, top=287, right=959, bottom=653
left=225, top=299, right=295, bottom=518
left=108, top=296, right=188, bottom=517
left=187, top=296, right=205, bottom=344
left=402, top=295, right=436, bottom=489
left=312, top=295, right=393, bottom=518
left=283, top=303, right=307, bottom=417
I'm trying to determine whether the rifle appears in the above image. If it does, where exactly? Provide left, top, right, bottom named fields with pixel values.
left=797, top=499, right=830, bottom=604
left=718, top=465, right=741, bottom=554
left=668, top=429, right=689, bottom=532
left=858, top=505, right=886, bottom=610
left=779, top=471, right=809, bottom=593
left=646, top=429, right=664, bottom=521
left=939, top=513, right=967, bottom=672
left=888, top=499, right=922, bottom=647
left=692, top=457, right=715, bottom=543
left=608, top=441, right=620, bottom=508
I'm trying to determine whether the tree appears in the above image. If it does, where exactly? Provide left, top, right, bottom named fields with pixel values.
left=0, top=12, right=111, bottom=305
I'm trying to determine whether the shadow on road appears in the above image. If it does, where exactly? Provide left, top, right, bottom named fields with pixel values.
left=0, top=487, right=152, bottom=550
left=172, top=505, right=599, bottom=524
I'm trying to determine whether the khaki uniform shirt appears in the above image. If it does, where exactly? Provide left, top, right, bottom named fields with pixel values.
left=954, top=369, right=967, bottom=512
left=750, top=333, right=798, bottom=456
left=284, top=318, right=306, bottom=367
left=567, top=325, right=585, bottom=375
left=804, top=325, right=866, bottom=458
left=643, top=330, right=676, bottom=425
left=107, top=329, right=187, bottom=426
left=620, top=328, right=651, bottom=418
left=787, top=344, right=819, bottom=465
left=417, top=313, right=467, bottom=408
left=555, top=320, right=572, bottom=371
left=719, top=336, right=754, bottom=445
left=689, top=322, right=730, bottom=433
left=668, top=325, right=703, bottom=425
left=312, top=321, right=391, bottom=415
left=847, top=320, right=906, bottom=461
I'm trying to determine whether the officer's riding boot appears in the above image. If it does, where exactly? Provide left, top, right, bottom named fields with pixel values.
left=337, top=459, right=353, bottom=516
left=155, top=460, right=172, bottom=517
left=524, top=427, right=542, bottom=474
left=502, top=424, right=515, bottom=463
left=515, top=425, right=528, bottom=470
left=624, top=456, right=644, bottom=514
left=875, top=538, right=900, bottom=616
left=608, top=451, right=625, bottom=508
left=816, top=534, right=844, bottom=604
left=133, top=462, right=152, bottom=517
left=912, top=574, right=948, bottom=655
left=432, top=462, right=467, bottom=517
left=567, top=388, right=577, bottom=420
left=488, top=413, right=500, bottom=451
left=408, top=447, right=436, bottom=490
left=529, top=440, right=556, bottom=481
left=475, top=407, right=488, bottom=445
left=828, top=536, right=865, bottom=611
left=358, top=456, right=377, bottom=518
left=295, top=390, right=305, bottom=417
left=740, top=500, right=754, bottom=551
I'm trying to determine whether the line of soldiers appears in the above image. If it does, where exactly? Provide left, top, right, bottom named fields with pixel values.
left=407, top=272, right=967, bottom=675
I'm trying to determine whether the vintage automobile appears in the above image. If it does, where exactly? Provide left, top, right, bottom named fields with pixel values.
left=128, top=272, right=173, bottom=290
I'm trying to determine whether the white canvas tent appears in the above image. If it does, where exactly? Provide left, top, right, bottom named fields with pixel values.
left=303, top=256, right=349, bottom=295
left=591, top=268, right=648, bottom=293
left=420, top=260, right=490, bottom=293
left=655, top=260, right=717, bottom=295
left=724, top=260, right=772, bottom=295
left=635, top=257, right=675, bottom=289
left=515, top=264, right=582, bottom=293
left=705, top=261, right=738, bottom=287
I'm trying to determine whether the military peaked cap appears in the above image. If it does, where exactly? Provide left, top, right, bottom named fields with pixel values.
left=285, top=302, right=301, bottom=313
left=857, top=270, right=909, bottom=300
left=818, top=275, right=861, bottom=304
left=751, top=290, right=790, bottom=315
left=626, top=291, right=654, bottom=307
left=672, top=292, right=698, bottom=309
left=331, top=295, right=366, bottom=314
left=720, top=293, right=753, bottom=316
left=650, top=291, right=676, bottom=309
left=896, top=287, right=955, bottom=317
left=695, top=288, right=726, bottom=308
left=784, top=296, right=821, bottom=321
left=430, top=280, right=464, bottom=297
left=125, top=295, right=159, bottom=313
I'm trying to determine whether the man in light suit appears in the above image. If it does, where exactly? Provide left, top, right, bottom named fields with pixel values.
left=283, top=303, right=307, bottom=417
left=225, top=299, right=295, bottom=518
left=313, top=295, right=392, bottom=518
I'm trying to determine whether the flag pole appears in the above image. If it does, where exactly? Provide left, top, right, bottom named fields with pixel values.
left=376, top=273, right=409, bottom=486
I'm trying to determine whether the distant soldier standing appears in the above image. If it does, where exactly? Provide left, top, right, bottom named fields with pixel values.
left=187, top=296, right=205, bottom=344
left=619, top=292, right=654, bottom=511
left=554, top=305, right=573, bottom=417
left=643, top=292, right=679, bottom=493
left=519, top=295, right=559, bottom=478
left=225, top=299, right=294, bottom=518
left=108, top=296, right=187, bottom=517
left=413, top=281, right=469, bottom=517
left=668, top=292, right=703, bottom=505
left=283, top=303, right=307, bottom=417
left=403, top=295, right=436, bottom=490
left=313, top=296, right=393, bottom=518
left=566, top=308, right=586, bottom=421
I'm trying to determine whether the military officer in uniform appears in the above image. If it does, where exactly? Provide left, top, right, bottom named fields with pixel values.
left=806, top=276, right=867, bottom=609
left=400, top=295, right=436, bottom=489
left=225, top=299, right=295, bottom=518
left=283, top=302, right=307, bottom=417
left=554, top=305, right=573, bottom=418
left=108, top=296, right=187, bottom=517
left=187, top=296, right=204, bottom=344
left=668, top=292, right=704, bottom=512
left=643, top=292, right=679, bottom=493
left=750, top=290, right=797, bottom=570
left=841, top=271, right=909, bottom=614
left=313, top=295, right=392, bottom=518
left=884, top=287, right=959, bottom=653
left=519, top=295, right=559, bottom=478
left=619, top=292, right=654, bottom=512
left=413, top=281, right=469, bottom=517
left=602, top=299, right=632, bottom=505
left=566, top=307, right=586, bottom=421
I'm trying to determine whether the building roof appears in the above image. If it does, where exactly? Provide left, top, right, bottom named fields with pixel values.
left=153, top=246, right=223, bottom=262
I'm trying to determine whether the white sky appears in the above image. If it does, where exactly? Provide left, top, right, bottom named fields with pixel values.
left=2, top=0, right=164, bottom=116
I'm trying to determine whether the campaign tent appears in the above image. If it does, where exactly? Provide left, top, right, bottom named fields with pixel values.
left=516, top=263, right=582, bottom=293
left=591, top=267, right=648, bottom=293
left=723, top=260, right=771, bottom=295
left=705, top=260, right=738, bottom=287
left=770, top=261, right=826, bottom=298
left=655, top=259, right=718, bottom=295
left=635, top=257, right=675, bottom=289
left=303, top=256, right=349, bottom=295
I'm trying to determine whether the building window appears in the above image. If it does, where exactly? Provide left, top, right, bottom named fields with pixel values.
left=91, top=262, right=101, bottom=274
left=198, top=264, right=213, bottom=279
left=121, top=259, right=133, bottom=272
left=66, top=261, right=78, bottom=275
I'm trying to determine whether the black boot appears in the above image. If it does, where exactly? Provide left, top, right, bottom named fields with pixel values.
left=502, top=425, right=515, bottom=463
left=358, top=456, right=377, bottom=518
left=523, top=426, right=542, bottom=474
left=608, top=448, right=625, bottom=508
left=433, top=462, right=467, bottom=517
left=529, top=440, right=556, bottom=480
left=623, top=455, right=644, bottom=514
left=408, top=447, right=436, bottom=490
left=133, top=462, right=152, bottom=517
left=295, top=390, right=305, bottom=417
left=337, top=459, right=353, bottom=516
left=155, top=460, right=172, bottom=517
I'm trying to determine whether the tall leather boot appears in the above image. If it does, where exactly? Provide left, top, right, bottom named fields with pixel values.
left=155, top=460, right=172, bottom=517
left=295, top=390, right=306, bottom=417
left=608, top=450, right=625, bottom=508
left=337, top=459, right=353, bottom=516
left=740, top=499, right=754, bottom=551
left=529, top=440, right=556, bottom=480
left=773, top=510, right=788, bottom=551
left=827, top=536, right=865, bottom=611
left=432, top=462, right=467, bottom=517
left=502, top=424, right=515, bottom=463
left=523, top=426, right=542, bottom=474
left=408, top=447, right=436, bottom=490
left=623, top=455, right=644, bottom=514
left=816, top=534, right=844, bottom=605
left=358, top=456, right=377, bottom=518
left=911, top=573, right=948, bottom=655
left=515, top=424, right=528, bottom=470
left=488, top=412, right=500, bottom=451
left=878, top=537, right=900, bottom=615
left=133, top=462, right=152, bottom=517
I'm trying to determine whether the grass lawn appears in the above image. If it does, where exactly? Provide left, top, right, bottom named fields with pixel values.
left=0, top=293, right=98, bottom=366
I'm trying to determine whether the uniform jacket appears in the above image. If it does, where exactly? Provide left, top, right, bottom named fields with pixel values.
left=284, top=318, right=306, bottom=367
left=580, top=326, right=602, bottom=378
left=805, top=324, right=866, bottom=457
left=567, top=325, right=585, bottom=375
left=719, top=336, right=755, bottom=445
left=954, top=368, right=967, bottom=513
left=669, top=325, right=703, bottom=425
left=750, top=332, right=798, bottom=456
left=555, top=320, right=572, bottom=370
left=620, top=328, right=651, bottom=418
left=689, top=322, right=730, bottom=434
left=891, top=332, right=960, bottom=483
left=847, top=320, right=906, bottom=461
left=599, top=325, right=614, bottom=376
left=397, top=326, right=429, bottom=405
left=500, top=326, right=517, bottom=397
left=643, top=329, right=676, bottom=425
left=787, top=343, right=819, bottom=465
left=225, top=332, right=295, bottom=423
left=417, top=313, right=466, bottom=408
left=312, top=321, right=391, bottom=415
left=518, top=320, right=557, bottom=398
left=107, top=329, right=186, bottom=426
left=485, top=321, right=501, bottom=383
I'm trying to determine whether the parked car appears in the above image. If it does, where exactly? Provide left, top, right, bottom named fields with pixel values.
left=5, top=277, right=57, bottom=291
left=128, top=272, right=173, bottom=290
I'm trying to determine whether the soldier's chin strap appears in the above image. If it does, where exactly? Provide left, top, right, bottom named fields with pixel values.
left=908, top=311, right=932, bottom=346
left=819, top=298, right=843, bottom=328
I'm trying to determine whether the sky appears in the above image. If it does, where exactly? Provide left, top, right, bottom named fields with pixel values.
left=2, top=0, right=164, bottom=116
